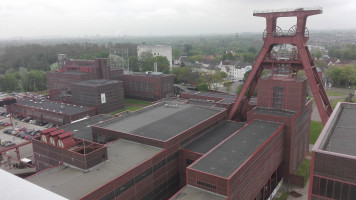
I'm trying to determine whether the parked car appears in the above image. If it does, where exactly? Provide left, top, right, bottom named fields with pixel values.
left=3, top=141, right=16, bottom=147
left=3, top=129, right=13, bottom=134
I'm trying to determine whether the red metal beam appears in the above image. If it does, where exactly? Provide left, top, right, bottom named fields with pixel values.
left=228, top=8, right=331, bottom=125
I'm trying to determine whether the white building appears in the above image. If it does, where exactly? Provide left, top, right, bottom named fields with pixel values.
left=218, top=61, right=251, bottom=80
left=137, top=45, right=173, bottom=69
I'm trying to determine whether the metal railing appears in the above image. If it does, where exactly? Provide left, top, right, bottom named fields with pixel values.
left=253, top=7, right=322, bottom=14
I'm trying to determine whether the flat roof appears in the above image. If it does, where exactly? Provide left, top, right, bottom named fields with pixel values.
left=97, top=103, right=223, bottom=141
left=171, top=185, right=226, bottom=200
left=187, top=100, right=216, bottom=107
left=183, top=121, right=245, bottom=154
left=16, top=100, right=93, bottom=115
left=182, top=91, right=236, bottom=100
left=323, top=103, right=356, bottom=156
left=252, top=107, right=296, bottom=118
left=191, top=120, right=282, bottom=178
left=27, top=139, right=162, bottom=200
left=0, top=169, right=68, bottom=200
left=60, top=115, right=114, bottom=141
left=72, top=79, right=119, bottom=87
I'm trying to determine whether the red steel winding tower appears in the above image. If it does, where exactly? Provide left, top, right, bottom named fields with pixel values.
left=228, top=7, right=332, bottom=125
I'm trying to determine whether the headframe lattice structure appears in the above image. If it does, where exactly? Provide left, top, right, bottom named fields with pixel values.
left=227, top=7, right=332, bottom=125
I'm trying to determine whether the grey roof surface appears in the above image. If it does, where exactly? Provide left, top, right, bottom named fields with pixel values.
left=98, top=103, right=223, bottom=141
left=187, top=100, right=216, bottom=107
left=172, top=185, right=226, bottom=200
left=72, top=79, right=119, bottom=87
left=191, top=120, right=283, bottom=178
left=182, top=91, right=237, bottom=100
left=183, top=121, right=245, bottom=154
left=17, top=100, right=93, bottom=115
left=218, top=98, right=235, bottom=104
left=27, top=139, right=162, bottom=200
left=60, top=115, right=114, bottom=141
left=324, top=104, right=356, bottom=156
left=252, top=107, right=296, bottom=118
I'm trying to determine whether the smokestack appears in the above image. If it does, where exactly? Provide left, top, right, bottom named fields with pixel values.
left=154, top=62, right=158, bottom=72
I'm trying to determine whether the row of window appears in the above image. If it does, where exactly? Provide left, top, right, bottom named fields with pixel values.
left=100, top=152, right=179, bottom=200
left=130, top=81, right=154, bottom=92
left=312, top=176, right=356, bottom=200
left=197, top=180, right=217, bottom=189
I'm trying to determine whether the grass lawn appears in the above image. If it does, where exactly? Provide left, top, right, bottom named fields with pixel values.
left=110, top=106, right=143, bottom=116
left=125, top=98, right=151, bottom=106
left=310, top=120, right=323, bottom=144
left=325, top=91, right=345, bottom=96
left=296, top=159, right=311, bottom=185
left=331, top=98, right=345, bottom=109
left=273, top=191, right=289, bottom=200
left=110, top=99, right=152, bottom=116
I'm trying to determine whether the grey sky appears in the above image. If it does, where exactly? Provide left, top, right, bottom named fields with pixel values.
left=0, top=0, right=355, bottom=39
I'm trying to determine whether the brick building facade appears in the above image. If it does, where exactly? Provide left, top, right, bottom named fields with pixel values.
left=71, top=79, right=124, bottom=114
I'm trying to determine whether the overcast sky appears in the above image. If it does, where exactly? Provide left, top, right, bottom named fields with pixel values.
left=0, top=0, right=355, bottom=39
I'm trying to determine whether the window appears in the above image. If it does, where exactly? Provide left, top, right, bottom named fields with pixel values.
left=319, top=178, right=326, bottom=197
left=272, top=86, right=284, bottom=109
left=333, top=181, right=341, bottom=199
left=135, top=168, right=152, bottom=183
left=153, top=159, right=166, bottom=172
left=341, top=183, right=349, bottom=200
left=326, top=180, right=334, bottom=198
left=167, top=152, right=179, bottom=162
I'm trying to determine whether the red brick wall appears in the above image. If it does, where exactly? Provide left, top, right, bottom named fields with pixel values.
left=228, top=126, right=284, bottom=200
left=123, top=74, right=174, bottom=101
left=257, top=78, right=307, bottom=112
left=179, top=150, right=202, bottom=186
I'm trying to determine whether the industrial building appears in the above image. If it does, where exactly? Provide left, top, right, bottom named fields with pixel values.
left=18, top=7, right=327, bottom=200
left=71, top=79, right=124, bottom=114
left=10, top=100, right=96, bottom=125
left=26, top=74, right=311, bottom=200
left=47, top=56, right=123, bottom=101
left=309, top=103, right=356, bottom=200
left=123, top=72, right=174, bottom=101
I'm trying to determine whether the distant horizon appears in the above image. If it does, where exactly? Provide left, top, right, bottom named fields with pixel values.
left=1, top=28, right=356, bottom=41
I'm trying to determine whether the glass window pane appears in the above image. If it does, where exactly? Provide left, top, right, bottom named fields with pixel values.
left=349, top=185, right=356, bottom=200
left=341, top=183, right=349, bottom=200
left=334, top=181, right=341, bottom=199
left=312, top=176, right=319, bottom=195
left=326, top=180, right=334, bottom=198
left=319, top=178, right=326, bottom=197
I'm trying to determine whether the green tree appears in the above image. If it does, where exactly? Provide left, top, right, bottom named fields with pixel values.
left=129, top=56, right=140, bottom=72
left=155, top=56, right=170, bottom=74
left=315, top=60, right=327, bottom=68
left=0, top=71, right=18, bottom=92
left=242, top=52, right=256, bottom=63
left=197, top=83, right=209, bottom=91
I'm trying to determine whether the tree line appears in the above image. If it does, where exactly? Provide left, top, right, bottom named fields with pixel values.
left=326, top=63, right=356, bottom=87
left=0, top=43, right=109, bottom=74
left=0, top=68, right=46, bottom=92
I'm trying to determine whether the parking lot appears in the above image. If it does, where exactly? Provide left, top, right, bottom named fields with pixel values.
left=0, top=107, right=47, bottom=172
